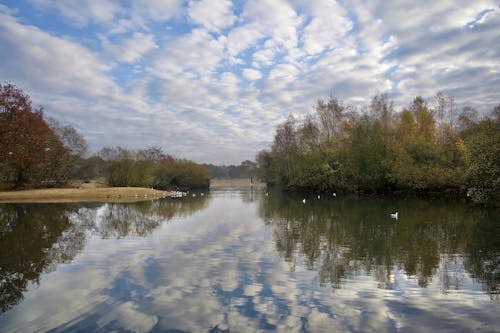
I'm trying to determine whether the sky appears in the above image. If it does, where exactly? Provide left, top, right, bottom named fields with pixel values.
left=0, top=1, right=499, bottom=164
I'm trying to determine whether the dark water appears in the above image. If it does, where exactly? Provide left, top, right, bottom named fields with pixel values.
left=0, top=187, right=498, bottom=332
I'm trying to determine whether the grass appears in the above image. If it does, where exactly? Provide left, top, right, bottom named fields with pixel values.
left=0, top=187, right=171, bottom=203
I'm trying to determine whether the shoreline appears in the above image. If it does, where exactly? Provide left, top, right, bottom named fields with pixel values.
left=0, top=178, right=262, bottom=203
left=209, top=178, right=264, bottom=188
left=0, top=187, right=172, bottom=203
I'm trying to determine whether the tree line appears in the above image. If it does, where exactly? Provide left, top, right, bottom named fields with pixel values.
left=0, top=83, right=209, bottom=190
left=202, top=160, right=257, bottom=179
left=256, top=94, right=499, bottom=206
left=97, top=146, right=209, bottom=189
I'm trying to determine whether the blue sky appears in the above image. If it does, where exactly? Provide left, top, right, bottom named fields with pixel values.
left=0, top=0, right=499, bottom=164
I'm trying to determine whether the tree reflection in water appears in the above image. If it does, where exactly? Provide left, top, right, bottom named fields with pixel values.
left=0, top=195, right=209, bottom=313
left=258, top=191, right=499, bottom=299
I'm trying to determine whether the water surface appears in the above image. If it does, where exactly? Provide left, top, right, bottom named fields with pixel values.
left=0, top=187, right=498, bottom=332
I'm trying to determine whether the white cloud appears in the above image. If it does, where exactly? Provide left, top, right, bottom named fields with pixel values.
left=188, top=0, right=236, bottom=32
left=0, top=0, right=498, bottom=164
left=252, top=46, right=278, bottom=67
left=298, top=0, right=353, bottom=55
left=226, top=23, right=266, bottom=59
left=242, top=68, right=263, bottom=81
left=242, top=0, right=302, bottom=51
left=0, top=12, right=116, bottom=97
left=154, top=28, right=225, bottom=76
left=131, top=0, right=183, bottom=22
left=29, top=0, right=121, bottom=25
left=102, top=32, right=158, bottom=63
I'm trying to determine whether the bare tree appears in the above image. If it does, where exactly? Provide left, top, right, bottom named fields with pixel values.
left=315, top=95, right=346, bottom=142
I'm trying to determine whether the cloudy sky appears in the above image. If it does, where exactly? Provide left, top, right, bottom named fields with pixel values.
left=0, top=1, right=499, bottom=164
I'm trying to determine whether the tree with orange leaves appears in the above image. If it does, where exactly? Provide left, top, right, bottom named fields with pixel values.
left=0, top=83, right=70, bottom=189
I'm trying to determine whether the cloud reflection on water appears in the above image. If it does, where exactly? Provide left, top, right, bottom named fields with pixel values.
left=0, top=190, right=498, bottom=332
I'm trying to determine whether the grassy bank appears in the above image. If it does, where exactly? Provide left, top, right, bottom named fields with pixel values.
left=0, top=187, right=171, bottom=203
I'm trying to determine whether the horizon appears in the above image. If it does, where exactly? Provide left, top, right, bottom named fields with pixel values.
left=0, top=1, right=499, bottom=164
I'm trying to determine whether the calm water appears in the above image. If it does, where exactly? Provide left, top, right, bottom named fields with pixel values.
left=0, top=187, right=498, bottom=332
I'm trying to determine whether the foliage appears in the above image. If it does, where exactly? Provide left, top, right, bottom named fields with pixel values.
left=458, top=119, right=500, bottom=205
left=344, top=116, right=387, bottom=192
left=0, top=83, right=74, bottom=189
left=257, top=94, right=499, bottom=205
left=100, top=146, right=210, bottom=190
left=203, top=160, right=258, bottom=179
left=71, top=156, right=101, bottom=181
left=155, top=160, right=210, bottom=189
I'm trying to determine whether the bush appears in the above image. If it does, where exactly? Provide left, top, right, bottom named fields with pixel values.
left=154, top=160, right=210, bottom=190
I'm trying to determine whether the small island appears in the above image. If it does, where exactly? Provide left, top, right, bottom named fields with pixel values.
left=0, top=186, right=171, bottom=203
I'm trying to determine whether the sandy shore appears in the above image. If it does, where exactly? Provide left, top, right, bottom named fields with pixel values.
left=0, top=178, right=265, bottom=203
left=0, top=187, right=171, bottom=203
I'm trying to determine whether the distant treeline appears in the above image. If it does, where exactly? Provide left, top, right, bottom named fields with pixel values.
left=0, top=83, right=210, bottom=190
left=256, top=94, right=499, bottom=206
left=202, top=160, right=257, bottom=179
left=96, top=146, right=210, bottom=189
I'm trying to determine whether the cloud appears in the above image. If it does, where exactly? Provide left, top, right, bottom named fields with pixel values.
left=29, top=0, right=121, bottom=26
left=131, top=0, right=183, bottom=22
left=225, top=23, right=266, bottom=60
left=242, top=0, right=302, bottom=52
left=0, top=12, right=116, bottom=97
left=102, top=32, right=158, bottom=64
left=242, top=68, right=263, bottom=81
left=0, top=0, right=499, bottom=164
left=188, top=0, right=236, bottom=32
left=153, top=28, right=225, bottom=76
left=297, top=0, right=353, bottom=55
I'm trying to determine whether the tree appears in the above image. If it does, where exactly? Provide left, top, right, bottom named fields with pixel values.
left=47, top=118, right=89, bottom=184
left=458, top=118, right=500, bottom=205
left=256, top=149, right=275, bottom=184
left=346, top=116, right=387, bottom=191
left=384, top=98, right=461, bottom=190
left=272, top=115, right=298, bottom=185
left=411, top=96, right=436, bottom=140
left=492, top=104, right=500, bottom=123
left=456, top=106, right=479, bottom=134
left=154, top=159, right=210, bottom=189
left=0, top=83, right=69, bottom=189
left=370, top=94, right=395, bottom=133
left=47, top=118, right=88, bottom=158
left=315, top=95, right=347, bottom=143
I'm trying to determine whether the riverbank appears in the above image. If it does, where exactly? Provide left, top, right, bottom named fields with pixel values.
left=0, top=187, right=171, bottom=203
left=0, top=178, right=263, bottom=203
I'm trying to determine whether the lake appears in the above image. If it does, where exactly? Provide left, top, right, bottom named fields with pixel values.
left=0, top=186, right=498, bottom=332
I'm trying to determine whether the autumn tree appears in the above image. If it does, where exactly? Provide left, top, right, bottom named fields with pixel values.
left=271, top=115, right=298, bottom=184
left=346, top=116, right=387, bottom=192
left=99, top=146, right=209, bottom=189
left=458, top=117, right=500, bottom=205
left=0, top=83, right=71, bottom=189
left=315, top=95, right=349, bottom=143
left=256, top=149, right=275, bottom=184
